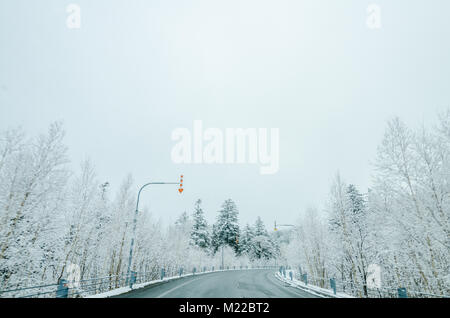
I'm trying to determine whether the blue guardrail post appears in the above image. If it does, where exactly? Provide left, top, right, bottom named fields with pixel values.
left=398, top=288, right=408, bottom=298
left=130, top=271, right=137, bottom=287
left=179, top=268, right=183, bottom=277
left=330, top=278, right=336, bottom=295
left=160, top=268, right=165, bottom=280
left=56, top=279, right=69, bottom=298
left=302, top=273, right=308, bottom=285
left=289, top=271, right=293, bottom=280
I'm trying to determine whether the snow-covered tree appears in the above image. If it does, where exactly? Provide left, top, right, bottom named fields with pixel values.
left=0, top=123, right=69, bottom=289
left=175, top=211, right=191, bottom=232
left=252, top=217, right=277, bottom=260
left=327, top=177, right=372, bottom=296
left=211, top=199, right=240, bottom=254
left=286, top=207, right=329, bottom=287
left=57, top=159, right=105, bottom=282
left=369, top=115, right=449, bottom=296
left=190, top=199, right=210, bottom=249
left=239, top=224, right=255, bottom=256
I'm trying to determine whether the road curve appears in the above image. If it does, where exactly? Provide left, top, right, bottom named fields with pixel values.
left=115, top=269, right=319, bottom=298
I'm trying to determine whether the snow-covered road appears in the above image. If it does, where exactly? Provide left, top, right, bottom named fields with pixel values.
left=114, top=269, right=319, bottom=298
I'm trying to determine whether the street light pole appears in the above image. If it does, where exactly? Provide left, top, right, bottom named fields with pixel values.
left=126, top=181, right=181, bottom=288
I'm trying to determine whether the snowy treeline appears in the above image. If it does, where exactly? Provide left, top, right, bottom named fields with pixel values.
left=0, top=126, right=277, bottom=292
left=284, top=110, right=450, bottom=297
left=190, top=199, right=279, bottom=262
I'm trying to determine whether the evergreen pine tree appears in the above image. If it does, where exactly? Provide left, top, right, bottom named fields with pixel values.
left=190, top=199, right=210, bottom=249
left=254, top=216, right=268, bottom=236
left=347, top=184, right=365, bottom=214
left=211, top=199, right=240, bottom=254
left=252, top=216, right=276, bottom=260
left=211, top=223, right=220, bottom=254
left=239, top=223, right=255, bottom=257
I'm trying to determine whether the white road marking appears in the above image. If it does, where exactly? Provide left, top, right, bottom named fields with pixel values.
left=156, top=277, right=202, bottom=298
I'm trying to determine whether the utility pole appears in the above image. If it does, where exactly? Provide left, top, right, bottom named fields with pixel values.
left=126, top=177, right=183, bottom=288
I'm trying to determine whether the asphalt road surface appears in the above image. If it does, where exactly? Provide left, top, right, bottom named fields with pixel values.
left=115, top=269, right=319, bottom=298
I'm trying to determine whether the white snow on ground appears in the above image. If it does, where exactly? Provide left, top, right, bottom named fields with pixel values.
left=275, top=271, right=353, bottom=298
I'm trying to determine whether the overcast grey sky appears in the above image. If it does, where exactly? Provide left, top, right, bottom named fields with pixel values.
left=1, top=0, right=449, bottom=227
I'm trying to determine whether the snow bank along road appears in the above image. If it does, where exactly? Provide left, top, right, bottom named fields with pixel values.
left=114, top=269, right=319, bottom=298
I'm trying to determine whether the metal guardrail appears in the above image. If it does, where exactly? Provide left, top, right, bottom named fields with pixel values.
left=277, top=266, right=450, bottom=298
